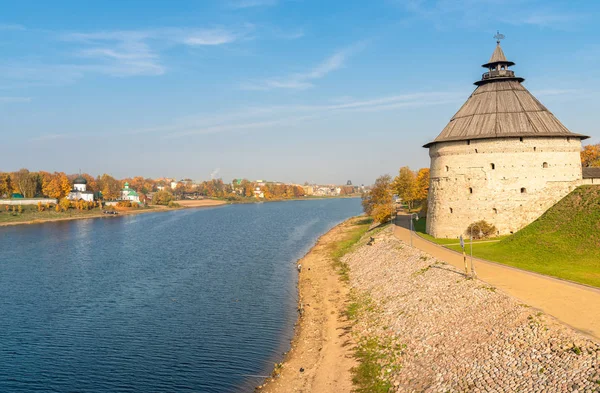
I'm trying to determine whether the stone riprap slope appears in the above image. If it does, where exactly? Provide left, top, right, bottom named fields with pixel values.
left=344, top=231, right=600, bottom=392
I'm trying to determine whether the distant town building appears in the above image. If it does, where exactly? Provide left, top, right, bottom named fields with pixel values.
left=121, top=182, right=140, bottom=203
left=303, top=185, right=314, bottom=195
left=347, top=180, right=352, bottom=185
left=67, top=176, right=94, bottom=202
left=254, top=187, right=264, bottom=198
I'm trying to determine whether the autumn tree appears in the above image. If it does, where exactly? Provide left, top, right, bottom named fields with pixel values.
left=12, top=169, right=41, bottom=198
left=97, top=174, right=120, bottom=200
left=81, top=173, right=98, bottom=193
left=581, top=144, right=600, bottom=167
left=59, top=173, right=72, bottom=197
left=393, top=167, right=417, bottom=210
left=129, top=176, right=146, bottom=193
left=152, top=190, right=174, bottom=205
left=0, top=173, right=12, bottom=197
left=362, top=174, right=393, bottom=223
left=41, top=172, right=71, bottom=199
left=414, top=168, right=430, bottom=201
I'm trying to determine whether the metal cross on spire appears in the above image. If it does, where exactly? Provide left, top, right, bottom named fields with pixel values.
left=494, top=30, right=505, bottom=44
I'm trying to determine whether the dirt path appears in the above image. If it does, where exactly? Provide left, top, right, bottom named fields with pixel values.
left=394, top=214, right=600, bottom=339
left=259, top=220, right=358, bottom=393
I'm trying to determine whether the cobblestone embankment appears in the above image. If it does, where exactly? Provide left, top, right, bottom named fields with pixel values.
left=345, top=230, right=600, bottom=392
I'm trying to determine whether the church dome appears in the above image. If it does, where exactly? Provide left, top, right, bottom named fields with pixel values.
left=73, top=175, right=87, bottom=185
left=424, top=39, right=589, bottom=148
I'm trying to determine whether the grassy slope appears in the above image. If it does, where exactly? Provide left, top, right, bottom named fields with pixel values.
left=446, top=186, right=600, bottom=288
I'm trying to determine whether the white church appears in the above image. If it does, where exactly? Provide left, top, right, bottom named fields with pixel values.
left=67, top=176, right=95, bottom=202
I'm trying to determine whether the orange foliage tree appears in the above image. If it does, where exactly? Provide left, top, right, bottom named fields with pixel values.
left=581, top=144, right=600, bottom=167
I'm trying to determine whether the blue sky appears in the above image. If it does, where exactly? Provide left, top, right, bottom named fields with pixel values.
left=1, top=0, right=599, bottom=184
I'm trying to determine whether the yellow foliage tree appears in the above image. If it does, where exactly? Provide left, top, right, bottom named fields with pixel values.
left=415, top=168, right=430, bottom=201
left=393, top=167, right=417, bottom=210
left=59, top=173, right=72, bottom=198
left=581, top=144, right=600, bottom=167
left=362, top=174, right=393, bottom=223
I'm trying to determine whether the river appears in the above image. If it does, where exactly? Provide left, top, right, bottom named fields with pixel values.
left=0, top=198, right=362, bottom=392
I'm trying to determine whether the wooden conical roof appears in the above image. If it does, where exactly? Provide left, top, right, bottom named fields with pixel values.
left=424, top=45, right=588, bottom=148
left=482, top=43, right=514, bottom=68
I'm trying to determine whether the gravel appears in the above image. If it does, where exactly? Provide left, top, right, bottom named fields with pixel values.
left=344, top=230, right=600, bottom=392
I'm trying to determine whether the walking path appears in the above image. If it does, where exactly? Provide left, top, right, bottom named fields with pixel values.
left=393, top=214, right=600, bottom=339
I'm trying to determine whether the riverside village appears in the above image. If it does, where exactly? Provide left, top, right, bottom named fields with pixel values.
left=2, top=12, right=600, bottom=393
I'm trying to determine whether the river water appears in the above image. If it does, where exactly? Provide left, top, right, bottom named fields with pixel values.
left=0, top=198, right=362, bottom=392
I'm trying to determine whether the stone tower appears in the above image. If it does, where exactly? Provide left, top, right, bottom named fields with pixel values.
left=424, top=38, right=589, bottom=238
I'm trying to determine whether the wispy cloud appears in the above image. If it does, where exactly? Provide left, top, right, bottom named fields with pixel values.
left=130, top=90, right=464, bottom=138
left=0, top=96, right=31, bottom=103
left=59, top=27, right=249, bottom=77
left=242, top=43, right=365, bottom=91
left=0, top=26, right=250, bottom=87
left=228, top=0, right=278, bottom=9
left=0, top=23, right=25, bottom=31
left=29, top=133, right=69, bottom=142
left=397, top=0, right=586, bottom=30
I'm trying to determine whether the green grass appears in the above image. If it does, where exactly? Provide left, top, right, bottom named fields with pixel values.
left=351, top=337, right=394, bottom=393
left=0, top=204, right=155, bottom=224
left=445, top=186, right=600, bottom=288
left=0, top=205, right=103, bottom=224
left=329, top=217, right=373, bottom=281
left=346, top=291, right=402, bottom=393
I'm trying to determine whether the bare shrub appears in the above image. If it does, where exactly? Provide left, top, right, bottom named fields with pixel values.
left=465, top=220, right=497, bottom=239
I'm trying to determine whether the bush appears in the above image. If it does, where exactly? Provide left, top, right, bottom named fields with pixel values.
left=167, top=201, right=180, bottom=208
left=465, top=220, right=497, bottom=239
left=59, top=198, right=71, bottom=211
left=116, top=200, right=133, bottom=208
left=152, top=190, right=174, bottom=205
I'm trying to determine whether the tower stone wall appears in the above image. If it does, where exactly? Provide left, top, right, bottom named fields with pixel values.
left=426, top=136, right=583, bottom=238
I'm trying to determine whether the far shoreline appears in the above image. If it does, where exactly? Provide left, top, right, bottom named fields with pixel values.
left=0, top=199, right=227, bottom=228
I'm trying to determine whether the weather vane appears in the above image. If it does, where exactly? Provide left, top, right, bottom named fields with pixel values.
left=494, top=31, right=505, bottom=44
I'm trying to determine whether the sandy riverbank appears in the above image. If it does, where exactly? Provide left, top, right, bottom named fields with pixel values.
left=175, top=199, right=227, bottom=208
left=258, top=218, right=365, bottom=393
left=0, top=199, right=227, bottom=228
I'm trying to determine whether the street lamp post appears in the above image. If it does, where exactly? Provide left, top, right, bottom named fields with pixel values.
left=410, top=213, right=419, bottom=247
left=470, top=223, right=483, bottom=278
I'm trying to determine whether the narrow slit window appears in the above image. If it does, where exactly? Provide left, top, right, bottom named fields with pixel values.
left=445, top=165, right=449, bottom=172
left=491, top=163, right=495, bottom=170
left=493, top=208, right=498, bottom=214
left=449, top=207, right=453, bottom=214
left=469, top=187, right=473, bottom=194
left=467, top=140, right=471, bottom=145
left=543, top=162, right=548, bottom=168
left=519, top=137, right=524, bottom=142
left=521, top=187, right=527, bottom=193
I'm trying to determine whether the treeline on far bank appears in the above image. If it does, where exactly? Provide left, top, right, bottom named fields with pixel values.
left=0, top=169, right=353, bottom=203
left=361, top=167, right=429, bottom=223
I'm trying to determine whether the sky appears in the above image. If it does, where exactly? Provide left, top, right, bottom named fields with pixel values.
left=1, top=0, right=600, bottom=185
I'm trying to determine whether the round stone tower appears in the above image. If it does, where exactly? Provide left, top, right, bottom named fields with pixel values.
left=424, top=38, right=589, bottom=238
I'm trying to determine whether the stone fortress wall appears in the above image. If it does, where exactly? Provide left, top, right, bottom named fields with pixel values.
left=426, top=136, right=583, bottom=238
